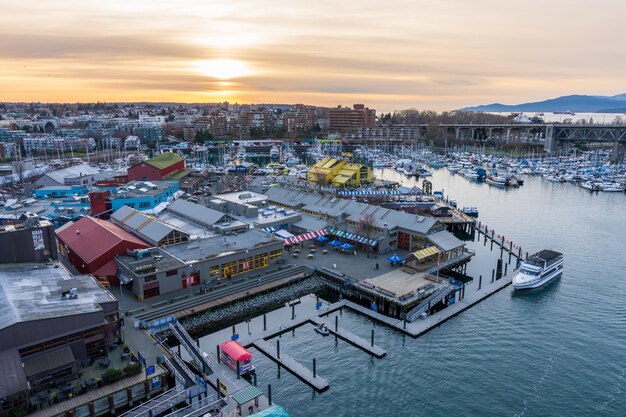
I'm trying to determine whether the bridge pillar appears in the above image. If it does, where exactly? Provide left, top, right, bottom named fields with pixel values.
left=506, top=128, right=511, bottom=143
left=611, top=141, right=626, bottom=164
left=544, top=125, right=556, bottom=154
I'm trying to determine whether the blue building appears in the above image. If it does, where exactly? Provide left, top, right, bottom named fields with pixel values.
left=90, top=180, right=179, bottom=217
left=33, top=185, right=89, bottom=198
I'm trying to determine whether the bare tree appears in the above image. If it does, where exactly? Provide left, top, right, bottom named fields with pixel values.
left=358, top=212, right=378, bottom=255
left=12, top=160, right=25, bottom=185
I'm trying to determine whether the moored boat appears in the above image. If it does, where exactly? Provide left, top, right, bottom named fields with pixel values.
left=513, top=250, right=563, bottom=290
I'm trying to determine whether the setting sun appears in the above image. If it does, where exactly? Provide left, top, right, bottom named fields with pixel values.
left=195, top=59, right=252, bottom=80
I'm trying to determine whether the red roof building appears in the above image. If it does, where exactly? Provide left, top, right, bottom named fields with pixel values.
left=127, top=153, right=186, bottom=181
left=56, top=216, right=150, bottom=284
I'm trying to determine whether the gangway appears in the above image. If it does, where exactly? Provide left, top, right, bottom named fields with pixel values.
left=405, top=282, right=453, bottom=322
left=170, top=320, right=213, bottom=376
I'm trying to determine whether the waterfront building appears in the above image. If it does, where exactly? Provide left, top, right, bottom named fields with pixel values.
left=89, top=180, right=179, bottom=217
left=33, top=185, right=89, bottom=198
left=34, top=164, right=101, bottom=188
left=264, top=186, right=463, bottom=255
left=0, top=262, right=120, bottom=414
left=127, top=152, right=186, bottom=181
left=307, top=157, right=371, bottom=187
left=110, top=205, right=190, bottom=246
left=56, top=216, right=150, bottom=284
left=0, top=220, right=58, bottom=263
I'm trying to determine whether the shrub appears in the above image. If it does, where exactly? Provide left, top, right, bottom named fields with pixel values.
left=102, top=368, right=124, bottom=384
left=123, top=362, right=143, bottom=376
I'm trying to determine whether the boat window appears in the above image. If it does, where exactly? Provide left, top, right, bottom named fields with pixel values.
left=521, top=268, right=539, bottom=275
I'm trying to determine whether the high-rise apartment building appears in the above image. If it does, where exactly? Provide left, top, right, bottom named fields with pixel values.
left=329, top=104, right=376, bottom=132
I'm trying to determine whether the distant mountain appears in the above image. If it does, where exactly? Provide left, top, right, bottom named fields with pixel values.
left=460, top=94, right=626, bottom=113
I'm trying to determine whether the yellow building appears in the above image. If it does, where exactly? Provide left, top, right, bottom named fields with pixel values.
left=307, top=157, right=371, bottom=187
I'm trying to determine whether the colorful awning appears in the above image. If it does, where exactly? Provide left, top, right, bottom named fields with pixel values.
left=327, top=227, right=377, bottom=246
left=413, top=246, right=440, bottom=260
left=283, top=229, right=328, bottom=245
left=263, top=226, right=277, bottom=233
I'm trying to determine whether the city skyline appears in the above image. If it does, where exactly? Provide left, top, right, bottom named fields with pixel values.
left=1, top=0, right=625, bottom=111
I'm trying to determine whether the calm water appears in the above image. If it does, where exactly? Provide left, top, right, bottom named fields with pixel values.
left=224, top=169, right=626, bottom=416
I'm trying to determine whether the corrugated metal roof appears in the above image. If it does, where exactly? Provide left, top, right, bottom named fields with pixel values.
left=145, top=153, right=184, bottom=170
left=167, top=199, right=227, bottom=227
left=111, top=206, right=188, bottom=245
left=44, top=164, right=100, bottom=184
left=0, top=348, right=29, bottom=398
left=56, top=216, right=149, bottom=263
left=426, top=230, right=464, bottom=252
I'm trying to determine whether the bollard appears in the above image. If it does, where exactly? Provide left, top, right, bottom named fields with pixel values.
left=335, top=315, right=338, bottom=332
left=263, top=314, right=267, bottom=331
left=276, top=339, right=280, bottom=359
left=236, top=360, right=240, bottom=379
left=268, top=384, right=272, bottom=405
left=313, top=358, right=317, bottom=378
left=371, top=329, right=374, bottom=347
left=479, top=275, right=482, bottom=290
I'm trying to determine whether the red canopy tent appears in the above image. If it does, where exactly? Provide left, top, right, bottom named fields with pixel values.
left=219, top=341, right=253, bottom=362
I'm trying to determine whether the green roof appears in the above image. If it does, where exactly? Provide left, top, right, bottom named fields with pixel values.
left=146, top=153, right=184, bottom=170
left=164, top=168, right=191, bottom=180
left=231, top=385, right=264, bottom=405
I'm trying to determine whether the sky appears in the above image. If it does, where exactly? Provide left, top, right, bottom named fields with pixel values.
left=1, top=0, right=625, bottom=111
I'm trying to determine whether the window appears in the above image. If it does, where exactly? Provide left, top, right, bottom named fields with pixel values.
left=144, top=275, right=156, bottom=282
left=166, top=269, right=177, bottom=277
left=143, top=281, right=160, bottom=299
left=269, top=249, right=283, bottom=261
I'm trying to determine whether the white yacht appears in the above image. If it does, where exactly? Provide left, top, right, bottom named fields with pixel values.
left=513, top=250, right=563, bottom=290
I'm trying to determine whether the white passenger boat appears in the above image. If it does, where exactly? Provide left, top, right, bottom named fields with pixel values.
left=513, top=250, right=563, bottom=290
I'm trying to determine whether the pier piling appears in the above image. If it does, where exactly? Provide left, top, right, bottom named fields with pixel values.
left=505, top=263, right=508, bottom=275
left=291, top=303, right=295, bottom=320
left=216, top=378, right=221, bottom=397
left=491, top=269, right=495, bottom=283
left=268, top=384, right=272, bottom=405
left=371, top=329, right=374, bottom=347
left=313, top=358, right=317, bottom=378
left=253, top=372, right=257, bottom=387
left=276, top=339, right=280, bottom=359
left=335, top=315, right=338, bottom=332
left=479, top=275, right=482, bottom=290
left=237, top=360, right=240, bottom=379
left=216, top=345, right=220, bottom=363
left=263, top=314, right=267, bottom=331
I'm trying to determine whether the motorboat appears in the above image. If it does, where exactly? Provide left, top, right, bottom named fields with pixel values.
left=461, top=206, right=479, bottom=216
left=513, top=250, right=563, bottom=290
left=314, top=324, right=330, bottom=336
left=485, top=175, right=507, bottom=187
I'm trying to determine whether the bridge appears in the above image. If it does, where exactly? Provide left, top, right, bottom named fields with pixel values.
left=342, top=123, right=626, bottom=162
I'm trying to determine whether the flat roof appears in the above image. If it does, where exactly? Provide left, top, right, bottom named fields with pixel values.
left=364, top=270, right=432, bottom=298
left=116, top=247, right=186, bottom=277
left=110, top=180, right=177, bottom=199
left=214, top=191, right=268, bottom=205
left=165, top=228, right=280, bottom=262
left=0, top=262, right=117, bottom=330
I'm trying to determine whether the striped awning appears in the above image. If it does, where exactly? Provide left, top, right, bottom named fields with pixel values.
left=337, top=190, right=400, bottom=196
left=327, top=227, right=377, bottom=246
left=284, top=229, right=328, bottom=245
left=413, top=246, right=440, bottom=260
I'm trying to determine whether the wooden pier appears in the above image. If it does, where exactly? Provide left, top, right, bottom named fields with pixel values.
left=252, top=339, right=330, bottom=392
left=309, top=317, right=387, bottom=358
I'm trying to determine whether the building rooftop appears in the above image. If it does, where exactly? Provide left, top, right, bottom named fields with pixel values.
left=111, top=206, right=189, bottom=246
left=0, top=262, right=117, bottom=330
left=426, top=230, right=464, bottom=252
left=166, top=199, right=230, bottom=227
left=165, top=228, right=280, bottom=262
left=144, top=152, right=184, bottom=170
left=116, top=247, right=186, bottom=278
left=44, top=164, right=100, bottom=184
left=109, top=180, right=178, bottom=200
left=56, top=216, right=148, bottom=263
left=213, top=191, right=268, bottom=206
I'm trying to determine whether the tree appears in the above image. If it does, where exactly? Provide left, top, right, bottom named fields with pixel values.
left=358, top=212, right=378, bottom=255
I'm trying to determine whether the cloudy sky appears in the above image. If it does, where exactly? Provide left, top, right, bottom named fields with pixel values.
left=1, top=0, right=624, bottom=111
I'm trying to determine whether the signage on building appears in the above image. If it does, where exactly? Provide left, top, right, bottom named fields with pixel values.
left=32, top=229, right=45, bottom=250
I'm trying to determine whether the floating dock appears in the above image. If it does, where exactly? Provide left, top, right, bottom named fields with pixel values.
left=309, top=317, right=386, bottom=358
left=252, top=339, right=330, bottom=392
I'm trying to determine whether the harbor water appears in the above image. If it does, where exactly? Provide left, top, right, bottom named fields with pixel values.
left=212, top=169, right=626, bottom=416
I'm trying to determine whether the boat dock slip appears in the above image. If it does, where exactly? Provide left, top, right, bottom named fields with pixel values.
left=252, top=339, right=330, bottom=392
left=309, top=317, right=387, bottom=358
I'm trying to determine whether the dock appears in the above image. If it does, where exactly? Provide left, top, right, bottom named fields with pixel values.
left=252, top=339, right=330, bottom=392
left=309, top=317, right=386, bottom=358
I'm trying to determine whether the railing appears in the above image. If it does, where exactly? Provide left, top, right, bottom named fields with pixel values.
left=405, top=282, right=453, bottom=322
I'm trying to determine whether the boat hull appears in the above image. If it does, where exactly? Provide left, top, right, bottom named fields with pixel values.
left=513, top=263, right=563, bottom=290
